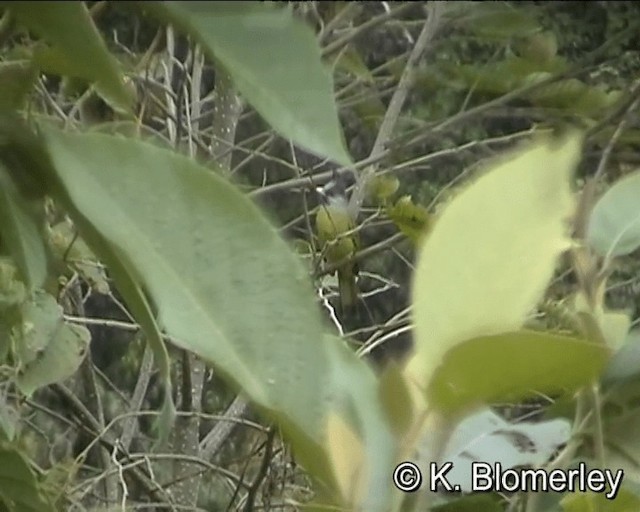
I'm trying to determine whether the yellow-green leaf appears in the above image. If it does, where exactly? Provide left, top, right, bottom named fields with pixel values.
left=378, top=361, right=415, bottom=436
left=428, top=330, right=610, bottom=414
left=407, top=133, right=583, bottom=393
left=325, top=411, right=367, bottom=507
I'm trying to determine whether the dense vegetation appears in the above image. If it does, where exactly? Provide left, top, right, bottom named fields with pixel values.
left=1, top=2, right=640, bottom=511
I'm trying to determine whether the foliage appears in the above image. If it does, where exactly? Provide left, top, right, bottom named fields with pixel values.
left=0, top=2, right=640, bottom=512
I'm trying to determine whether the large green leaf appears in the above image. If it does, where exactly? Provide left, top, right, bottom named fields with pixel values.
left=586, top=170, right=640, bottom=259
left=0, top=115, right=394, bottom=509
left=0, top=165, right=47, bottom=291
left=5, top=2, right=132, bottom=113
left=143, top=1, right=351, bottom=166
left=407, top=133, right=583, bottom=393
left=37, top=129, right=392, bottom=510
left=428, top=330, right=610, bottom=413
left=41, top=127, right=327, bottom=421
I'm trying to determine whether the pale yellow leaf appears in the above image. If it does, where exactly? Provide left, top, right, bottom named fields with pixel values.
left=325, top=411, right=367, bottom=507
left=406, top=133, right=583, bottom=394
left=599, top=311, right=631, bottom=350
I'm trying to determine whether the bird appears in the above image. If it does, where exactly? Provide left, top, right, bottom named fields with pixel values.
left=315, top=171, right=359, bottom=314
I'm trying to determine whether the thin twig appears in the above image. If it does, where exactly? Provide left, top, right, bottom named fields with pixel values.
left=349, top=2, right=444, bottom=218
left=321, top=3, right=415, bottom=58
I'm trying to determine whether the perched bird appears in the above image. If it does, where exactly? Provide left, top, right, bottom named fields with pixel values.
left=315, top=171, right=359, bottom=313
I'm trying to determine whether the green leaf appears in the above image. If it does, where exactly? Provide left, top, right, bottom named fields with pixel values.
left=5, top=2, right=132, bottom=113
left=432, top=494, right=503, bottom=512
left=0, top=114, right=52, bottom=200
left=143, top=1, right=351, bottom=165
left=324, top=336, right=396, bottom=512
left=13, top=291, right=61, bottom=368
left=36, top=128, right=398, bottom=508
left=1, top=119, right=394, bottom=510
left=378, top=361, right=414, bottom=436
left=0, top=258, right=26, bottom=311
left=407, top=133, right=583, bottom=392
left=0, top=394, right=18, bottom=441
left=428, top=330, right=610, bottom=413
left=44, top=128, right=395, bottom=510
left=41, top=127, right=329, bottom=420
left=599, top=310, right=631, bottom=351
left=325, top=411, right=366, bottom=506
left=599, top=426, right=640, bottom=510
left=0, top=165, right=47, bottom=291
left=0, top=442, right=55, bottom=511
left=17, top=321, right=90, bottom=397
left=0, top=317, right=10, bottom=364
left=0, top=60, right=37, bottom=112
left=602, top=330, right=640, bottom=385
left=12, top=291, right=90, bottom=397
left=586, top=170, right=640, bottom=259
left=602, top=404, right=640, bottom=486
left=561, top=486, right=640, bottom=511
